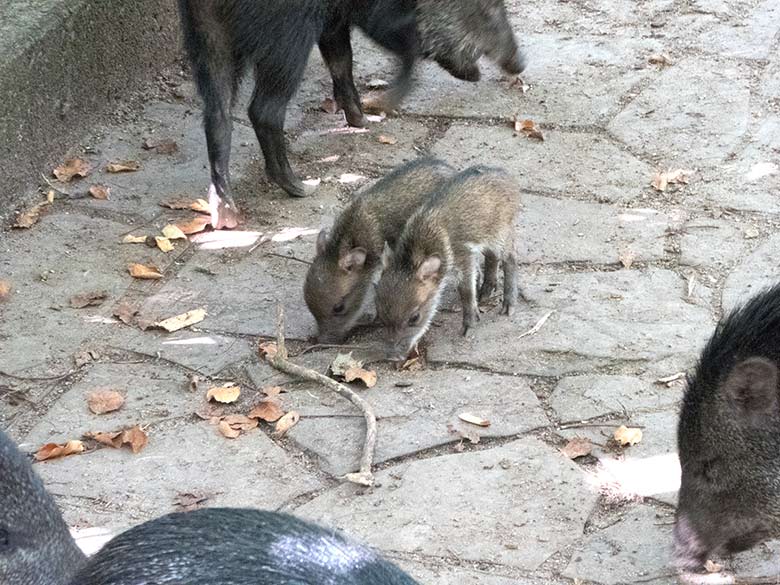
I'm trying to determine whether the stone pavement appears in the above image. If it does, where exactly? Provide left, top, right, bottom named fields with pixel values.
left=2, top=0, right=780, bottom=583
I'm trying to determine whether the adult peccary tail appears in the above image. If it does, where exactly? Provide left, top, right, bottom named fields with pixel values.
left=0, top=429, right=86, bottom=585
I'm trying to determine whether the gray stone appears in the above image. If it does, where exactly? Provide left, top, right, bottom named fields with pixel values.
left=285, top=366, right=549, bottom=476
left=609, top=58, right=751, bottom=164
left=680, top=218, right=749, bottom=268
left=695, top=0, right=780, bottom=60
left=295, top=437, right=599, bottom=571
left=433, top=125, right=655, bottom=204
left=729, top=539, right=780, bottom=578
left=402, top=561, right=550, bottom=585
left=550, top=375, right=682, bottom=423
left=28, top=420, right=323, bottom=527
left=426, top=269, right=715, bottom=376
left=722, top=233, right=780, bottom=312
left=563, top=505, right=676, bottom=585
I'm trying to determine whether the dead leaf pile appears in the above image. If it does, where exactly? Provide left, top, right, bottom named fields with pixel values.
left=106, top=160, right=141, bottom=173
left=35, top=440, right=85, bottom=461
left=651, top=168, right=692, bottom=192
left=87, top=389, right=125, bottom=414
left=561, top=437, right=593, bottom=460
left=512, top=116, right=544, bottom=141
left=70, top=290, right=108, bottom=309
left=328, top=353, right=377, bottom=388
left=613, top=425, right=643, bottom=447
left=85, top=425, right=148, bottom=453
left=53, top=158, right=91, bottom=182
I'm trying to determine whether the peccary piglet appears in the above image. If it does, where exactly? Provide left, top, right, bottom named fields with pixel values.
left=0, top=428, right=418, bottom=585
left=675, top=283, right=780, bottom=571
left=305, top=158, right=454, bottom=343
left=417, top=0, right=525, bottom=82
left=0, top=430, right=86, bottom=585
left=375, top=166, right=520, bottom=360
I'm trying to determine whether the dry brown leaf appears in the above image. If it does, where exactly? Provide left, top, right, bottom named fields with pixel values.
left=143, top=138, right=179, bottom=155
left=512, top=117, right=544, bottom=140
left=619, top=249, right=635, bottom=269
left=320, top=97, right=340, bottom=114
left=53, top=158, right=91, bottom=182
left=223, top=414, right=259, bottom=431
left=613, top=425, right=643, bottom=446
left=329, top=353, right=362, bottom=378
left=122, top=234, right=147, bottom=244
left=128, top=263, right=163, bottom=279
left=162, top=224, right=187, bottom=240
left=13, top=201, right=50, bottom=229
left=218, top=420, right=241, bottom=439
left=155, top=237, right=174, bottom=253
left=155, top=308, right=206, bottom=332
left=34, top=440, right=85, bottom=461
left=274, top=410, right=300, bottom=436
left=561, top=437, right=593, bottom=459
left=258, top=341, right=278, bottom=360
left=88, top=184, right=110, bottom=200
left=69, top=290, right=108, bottom=309
left=651, top=168, right=691, bottom=192
left=85, top=425, right=148, bottom=453
left=160, top=198, right=210, bottom=214
left=458, top=412, right=491, bottom=427
left=113, top=301, right=138, bottom=325
left=206, top=384, right=241, bottom=404
left=704, top=560, right=723, bottom=573
left=106, top=160, right=141, bottom=173
left=87, top=389, right=125, bottom=414
left=648, top=53, right=672, bottom=66
left=378, top=134, right=398, bottom=145
left=248, top=398, right=285, bottom=422
left=344, top=366, right=377, bottom=388
left=0, top=280, right=11, bottom=302
left=174, top=491, right=211, bottom=511
left=262, top=385, right=284, bottom=397
left=175, top=216, right=211, bottom=235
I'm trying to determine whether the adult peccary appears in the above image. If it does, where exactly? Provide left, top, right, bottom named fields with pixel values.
left=675, top=283, right=780, bottom=571
left=304, top=158, right=454, bottom=343
left=178, top=0, right=524, bottom=228
left=0, top=429, right=418, bottom=584
left=375, top=166, right=520, bottom=361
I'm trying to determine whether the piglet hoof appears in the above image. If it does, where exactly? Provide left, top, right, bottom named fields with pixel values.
left=500, top=302, right=515, bottom=317
left=344, top=108, right=368, bottom=128
left=208, top=185, right=241, bottom=230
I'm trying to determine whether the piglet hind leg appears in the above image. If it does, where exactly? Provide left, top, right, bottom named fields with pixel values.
left=501, top=241, right=518, bottom=316
left=479, top=250, right=499, bottom=302
left=458, top=254, right=481, bottom=335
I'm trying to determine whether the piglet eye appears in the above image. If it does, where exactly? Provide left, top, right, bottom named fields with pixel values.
left=333, top=301, right=346, bottom=316
left=408, top=312, right=421, bottom=326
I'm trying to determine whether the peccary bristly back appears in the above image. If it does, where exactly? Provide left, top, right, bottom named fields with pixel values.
left=74, top=508, right=419, bottom=585
left=675, top=283, right=780, bottom=570
left=0, top=430, right=85, bottom=585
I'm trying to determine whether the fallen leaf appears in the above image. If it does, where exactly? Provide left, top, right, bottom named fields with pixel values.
left=143, top=138, right=178, bottom=155
left=206, top=384, right=240, bottom=404
left=651, top=168, right=691, bottom=192
left=87, top=389, right=125, bottom=414
left=162, top=224, right=187, bottom=240
left=53, top=158, right=91, bottom=182
left=155, top=308, right=206, bottom=332
left=378, top=134, right=398, bottom=145
left=248, top=398, right=285, bottom=422
left=262, top=385, right=284, bottom=397
left=458, top=412, right=491, bottom=427
left=561, top=437, right=593, bottom=459
left=648, top=53, right=672, bottom=66
left=34, top=440, right=85, bottom=461
left=128, top=263, right=163, bottom=279
left=366, top=78, right=389, bottom=89
left=344, top=366, right=377, bottom=388
left=113, top=301, right=138, bottom=325
left=704, top=560, right=723, bottom=573
left=338, top=173, right=366, bottom=184
left=69, top=290, right=108, bottom=309
left=259, top=341, right=278, bottom=360
left=106, top=160, right=140, bottom=173
left=619, top=249, right=636, bottom=269
left=320, top=97, right=340, bottom=114
left=85, top=425, right=148, bottom=453
left=13, top=201, right=50, bottom=229
left=174, top=492, right=211, bottom=511
left=160, top=198, right=211, bottom=214
left=0, top=280, right=11, bottom=302
left=88, top=184, right=110, bottom=200
left=223, top=414, right=259, bottom=431
left=218, top=420, right=241, bottom=439
left=122, top=234, right=147, bottom=244
left=513, top=117, right=544, bottom=140
left=175, top=216, right=211, bottom=235
left=329, top=352, right=362, bottom=377
left=274, top=410, right=300, bottom=436
left=155, top=236, right=174, bottom=253
left=613, top=425, right=643, bottom=446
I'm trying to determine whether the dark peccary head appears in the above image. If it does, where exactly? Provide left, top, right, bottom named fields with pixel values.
left=675, top=283, right=780, bottom=571
left=375, top=166, right=520, bottom=361
left=304, top=158, right=454, bottom=343
left=0, top=430, right=86, bottom=585
left=178, top=0, right=525, bottom=228
left=417, top=0, right=525, bottom=82
left=74, top=508, right=419, bottom=585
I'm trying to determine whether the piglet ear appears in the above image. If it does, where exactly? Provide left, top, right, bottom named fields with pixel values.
left=415, top=256, right=442, bottom=282
left=724, top=356, right=779, bottom=420
left=316, top=229, right=329, bottom=256
left=338, top=247, right=367, bottom=272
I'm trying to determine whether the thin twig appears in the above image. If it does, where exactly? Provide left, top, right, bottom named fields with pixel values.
left=263, top=252, right=313, bottom=265
left=517, top=310, right=554, bottom=339
left=295, top=343, right=368, bottom=356
left=267, top=305, right=377, bottom=486
left=0, top=369, right=75, bottom=382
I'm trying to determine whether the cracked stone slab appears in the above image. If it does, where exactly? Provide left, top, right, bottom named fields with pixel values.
left=432, top=125, right=655, bottom=204
left=426, top=269, right=714, bottom=376
left=284, top=366, right=548, bottom=476
left=722, top=232, right=780, bottom=312
left=680, top=218, right=750, bottom=268
left=550, top=375, right=682, bottom=423
left=609, top=58, right=751, bottom=165
left=27, top=419, right=322, bottom=528
left=563, top=505, right=676, bottom=585
left=402, top=561, right=551, bottom=585
left=295, top=436, right=599, bottom=571
left=694, top=0, right=780, bottom=60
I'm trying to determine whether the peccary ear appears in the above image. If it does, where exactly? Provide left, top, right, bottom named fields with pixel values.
left=415, top=256, right=442, bottom=282
left=316, top=229, right=328, bottom=256
left=723, top=357, right=779, bottom=419
left=338, top=247, right=367, bottom=272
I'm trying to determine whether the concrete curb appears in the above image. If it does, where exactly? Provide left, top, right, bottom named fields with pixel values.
left=0, top=0, right=180, bottom=217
